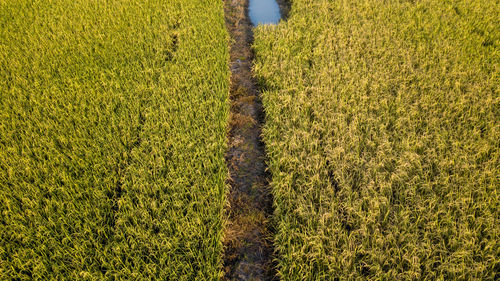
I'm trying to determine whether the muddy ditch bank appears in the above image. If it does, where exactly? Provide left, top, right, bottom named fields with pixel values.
left=222, top=0, right=289, bottom=280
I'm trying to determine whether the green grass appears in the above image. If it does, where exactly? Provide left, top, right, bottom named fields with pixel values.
left=0, top=0, right=229, bottom=279
left=254, top=0, right=499, bottom=279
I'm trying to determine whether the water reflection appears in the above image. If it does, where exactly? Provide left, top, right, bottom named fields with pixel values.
left=249, top=0, right=281, bottom=25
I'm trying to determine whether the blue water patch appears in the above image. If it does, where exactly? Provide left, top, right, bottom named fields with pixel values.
left=249, top=0, right=281, bottom=25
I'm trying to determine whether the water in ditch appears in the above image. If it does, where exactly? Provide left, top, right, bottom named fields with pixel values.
left=249, top=0, right=281, bottom=25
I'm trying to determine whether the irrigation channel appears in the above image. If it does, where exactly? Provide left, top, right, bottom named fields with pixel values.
left=223, top=0, right=287, bottom=280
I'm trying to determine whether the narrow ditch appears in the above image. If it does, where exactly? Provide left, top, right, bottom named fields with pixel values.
left=222, top=0, right=286, bottom=280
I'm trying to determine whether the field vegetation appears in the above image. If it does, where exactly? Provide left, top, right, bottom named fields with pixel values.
left=254, top=0, right=499, bottom=279
left=0, top=0, right=229, bottom=279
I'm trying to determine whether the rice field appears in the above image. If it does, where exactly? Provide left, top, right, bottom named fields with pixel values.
left=1, top=0, right=498, bottom=280
left=254, top=0, right=499, bottom=279
left=0, top=0, right=229, bottom=279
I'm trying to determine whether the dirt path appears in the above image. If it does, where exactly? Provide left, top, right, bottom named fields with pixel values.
left=222, top=0, right=276, bottom=280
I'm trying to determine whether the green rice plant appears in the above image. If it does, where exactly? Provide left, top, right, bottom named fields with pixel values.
left=0, top=0, right=229, bottom=279
left=254, top=0, right=499, bottom=279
